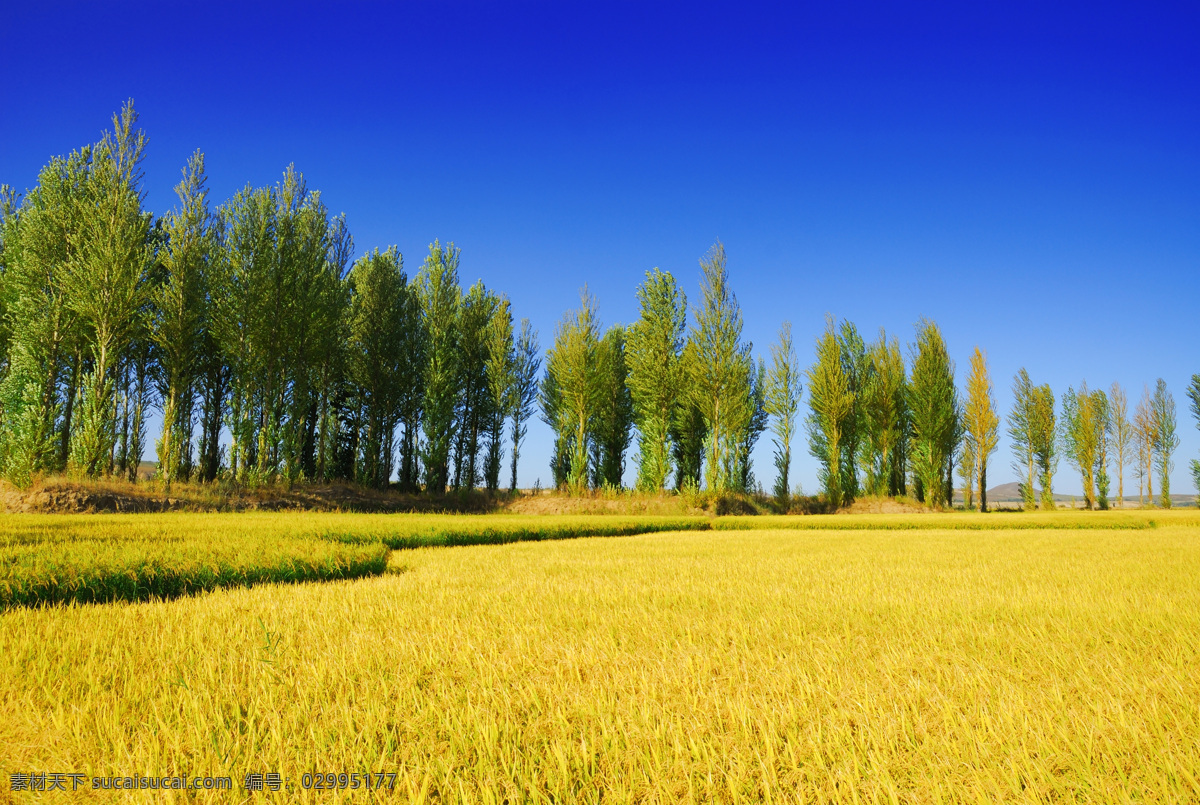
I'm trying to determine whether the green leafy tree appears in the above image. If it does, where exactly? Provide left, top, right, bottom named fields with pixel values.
left=452, top=281, right=500, bottom=491
left=806, top=317, right=853, bottom=508
left=1188, top=375, right=1200, bottom=503
left=958, top=437, right=976, bottom=509
left=415, top=240, right=462, bottom=494
left=861, top=330, right=907, bottom=497
left=1008, top=369, right=1038, bottom=510
left=735, top=358, right=768, bottom=493
left=152, top=150, right=211, bottom=487
left=907, top=319, right=959, bottom=509
left=483, top=296, right=515, bottom=493
left=0, top=149, right=91, bottom=484
left=836, top=321, right=869, bottom=503
left=689, top=242, right=754, bottom=493
left=1031, top=383, right=1058, bottom=509
left=538, top=357, right=570, bottom=489
left=508, top=319, right=540, bottom=492
left=1109, top=382, right=1133, bottom=507
left=963, top=347, right=999, bottom=511
left=670, top=338, right=707, bottom=492
left=346, top=247, right=407, bottom=488
left=1061, top=383, right=1109, bottom=510
left=1150, top=378, right=1179, bottom=508
left=591, top=325, right=634, bottom=489
left=626, top=269, right=686, bottom=491
left=65, top=101, right=153, bottom=477
left=764, top=322, right=802, bottom=505
left=547, top=289, right=601, bottom=492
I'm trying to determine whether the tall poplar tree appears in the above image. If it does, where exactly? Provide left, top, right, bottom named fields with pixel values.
left=1008, top=369, right=1038, bottom=510
left=1031, top=383, right=1058, bottom=509
left=65, top=101, right=154, bottom=477
left=670, top=339, right=707, bottom=491
left=1109, top=382, right=1133, bottom=507
left=806, top=317, right=853, bottom=508
left=963, top=347, right=999, bottom=512
left=907, top=319, right=959, bottom=509
left=626, top=268, right=686, bottom=491
left=764, top=322, right=801, bottom=504
left=415, top=240, right=461, bottom=494
left=483, top=296, right=515, bottom=493
left=688, top=242, right=753, bottom=494
left=1061, top=382, right=1107, bottom=510
left=591, top=325, right=634, bottom=489
left=1150, top=378, right=1179, bottom=508
left=1133, top=385, right=1154, bottom=505
left=861, top=331, right=907, bottom=497
left=1188, top=374, right=1200, bottom=503
left=548, top=289, right=601, bottom=492
left=508, top=319, right=540, bottom=492
left=152, top=150, right=211, bottom=487
left=837, top=321, right=869, bottom=503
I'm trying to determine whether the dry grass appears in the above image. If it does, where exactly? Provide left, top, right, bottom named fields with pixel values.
left=1, top=511, right=1198, bottom=802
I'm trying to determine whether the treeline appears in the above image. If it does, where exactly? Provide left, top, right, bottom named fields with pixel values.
left=1, top=104, right=1197, bottom=507
left=0, top=103, right=540, bottom=493
left=540, top=257, right=1198, bottom=510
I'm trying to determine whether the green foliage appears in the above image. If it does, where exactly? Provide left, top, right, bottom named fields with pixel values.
left=670, top=339, right=707, bottom=492
left=153, top=150, right=211, bottom=487
left=764, top=322, right=802, bottom=504
left=451, top=281, right=501, bottom=491
left=1150, top=378, right=1179, bottom=508
left=1187, top=374, right=1200, bottom=502
left=861, top=330, right=907, bottom=498
left=509, top=319, right=541, bottom=492
left=591, top=325, right=634, bottom=489
left=626, top=269, right=686, bottom=491
left=907, top=318, right=959, bottom=509
left=962, top=347, right=998, bottom=511
left=483, top=296, right=515, bottom=493
left=689, top=242, right=754, bottom=494
left=64, top=101, right=154, bottom=477
left=836, top=321, right=869, bottom=503
left=416, top=240, right=462, bottom=494
left=1061, top=383, right=1110, bottom=510
left=346, top=247, right=409, bottom=488
left=806, top=317, right=853, bottom=509
left=548, top=289, right=601, bottom=492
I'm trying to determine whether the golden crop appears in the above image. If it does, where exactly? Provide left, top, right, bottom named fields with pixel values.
left=1, top=511, right=1198, bottom=802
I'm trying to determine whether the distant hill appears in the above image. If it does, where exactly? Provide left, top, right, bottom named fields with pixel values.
left=967, top=481, right=1195, bottom=508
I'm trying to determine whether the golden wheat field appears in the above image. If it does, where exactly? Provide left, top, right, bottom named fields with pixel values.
left=2, top=510, right=1199, bottom=803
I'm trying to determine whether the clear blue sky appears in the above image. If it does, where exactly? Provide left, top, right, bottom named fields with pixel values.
left=2, top=1, right=1197, bottom=496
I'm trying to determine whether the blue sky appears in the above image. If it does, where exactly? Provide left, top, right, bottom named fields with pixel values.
left=2, top=1, right=1197, bottom=495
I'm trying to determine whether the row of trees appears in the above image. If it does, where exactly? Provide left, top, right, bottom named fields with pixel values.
left=2, top=105, right=1196, bottom=504
left=542, top=245, right=1198, bottom=510
left=0, top=102, right=542, bottom=493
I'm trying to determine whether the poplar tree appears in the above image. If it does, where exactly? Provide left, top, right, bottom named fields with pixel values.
left=1031, top=383, right=1058, bottom=509
left=452, top=281, right=499, bottom=491
left=689, top=242, right=753, bottom=494
left=1133, top=386, right=1154, bottom=505
left=1150, top=378, right=1179, bottom=508
left=907, top=319, right=959, bottom=508
left=1109, top=382, right=1133, bottom=507
left=415, top=240, right=461, bottom=494
left=861, top=331, right=906, bottom=498
left=963, top=347, right=999, bottom=512
left=508, top=319, right=540, bottom=492
left=626, top=268, right=686, bottom=491
left=1008, top=369, right=1043, bottom=509
left=548, top=289, right=601, bottom=492
left=483, top=296, right=515, bottom=493
left=1188, top=374, right=1200, bottom=502
left=0, top=150, right=89, bottom=484
left=152, top=151, right=211, bottom=487
left=806, top=318, right=853, bottom=508
left=735, top=358, right=768, bottom=493
left=670, top=339, right=707, bottom=491
left=65, top=101, right=154, bottom=477
left=958, top=438, right=976, bottom=509
left=346, top=247, right=406, bottom=488
left=1062, top=383, right=1108, bottom=509
left=538, top=360, right=570, bottom=489
left=837, top=321, right=869, bottom=503
left=764, top=321, right=801, bottom=504
left=591, top=325, right=634, bottom=489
